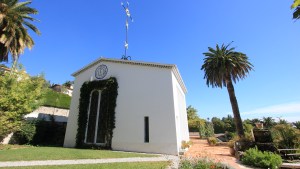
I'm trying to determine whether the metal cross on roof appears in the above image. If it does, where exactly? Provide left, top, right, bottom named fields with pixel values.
left=121, top=1, right=133, bottom=60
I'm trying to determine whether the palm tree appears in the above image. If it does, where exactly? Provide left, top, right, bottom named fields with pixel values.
left=292, top=0, right=300, bottom=20
left=262, top=117, right=276, bottom=128
left=0, top=0, right=40, bottom=66
left=201, top=43, right=253, bottom=137
left=293, top=121, right=300, bottom=129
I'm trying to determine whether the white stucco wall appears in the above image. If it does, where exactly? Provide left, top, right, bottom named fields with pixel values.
left=64, top=59, right=188, bottom=155
left=171, top=72, right=189, bottom=150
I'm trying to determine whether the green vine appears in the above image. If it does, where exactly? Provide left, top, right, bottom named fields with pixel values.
left=76, top=77, right=118, bottom=149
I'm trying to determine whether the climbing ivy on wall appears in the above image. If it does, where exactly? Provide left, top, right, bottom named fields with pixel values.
left=76, top=77, right=118, bottom=149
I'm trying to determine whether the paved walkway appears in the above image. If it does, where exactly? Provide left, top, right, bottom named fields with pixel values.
left=0, top=156, right=179, bottom=168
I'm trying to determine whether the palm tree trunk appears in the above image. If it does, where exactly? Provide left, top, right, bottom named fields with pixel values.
left=226, top=77, right=245, bottom=138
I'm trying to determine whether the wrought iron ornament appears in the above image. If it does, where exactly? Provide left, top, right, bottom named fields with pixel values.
left=121, top=1, right=133, bottom=60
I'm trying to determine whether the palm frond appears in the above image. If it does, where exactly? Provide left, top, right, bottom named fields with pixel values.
left=293, top=6, right=300, bottom=19
left=0, top=0, right=39, bottom=62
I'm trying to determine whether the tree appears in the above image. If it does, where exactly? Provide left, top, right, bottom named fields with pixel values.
left=186, top=105, right=201, bottom=132
left=186, top=105, right=198, bottom=120
left=0, top=0, right=40, bottom=66
left=293, top=121, right=300, bottom=129
left=262, top=117, right=276, bottom=128
left=201, top=43, right=253, bottom=137
left=0, top=67, right=45, bottom=141
left=291, top=0, right=300, bottom=19
left=211, top=117, right=226, bottom=133
left=222, top=115, right=236, bottom=133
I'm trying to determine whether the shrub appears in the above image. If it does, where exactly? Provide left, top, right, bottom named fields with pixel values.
left=271, top=124, right=300, bottom=149
left=181, top=140, right=193, bottom=149
left=10, top=120, right=37, bottom=144
left=199, top=121, right=214, bottom=139
left=207, top=137, right=217, bottom=146
left=228, top=140, right=235, bottom=148
left=179, top=158, right=233, bottom=169
left=242, top=147, right=282, bottom=169
left=0, top=68, right=45, bottom=140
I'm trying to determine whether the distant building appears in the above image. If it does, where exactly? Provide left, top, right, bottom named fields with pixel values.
left=50, top=84, right=73, bottom=96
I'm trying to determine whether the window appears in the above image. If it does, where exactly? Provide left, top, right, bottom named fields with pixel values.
left=144, top=116, right=149, bottom=143
left=85, top=90, right=105, bottom=144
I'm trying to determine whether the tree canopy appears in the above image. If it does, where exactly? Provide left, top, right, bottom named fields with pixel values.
left=0, top=67, right=45, bottom=140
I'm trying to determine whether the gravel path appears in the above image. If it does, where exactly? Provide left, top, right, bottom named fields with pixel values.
left=0, top=156, right=179, bottom=168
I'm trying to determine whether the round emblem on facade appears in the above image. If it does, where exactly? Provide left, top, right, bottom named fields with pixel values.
left=95, top=64, right=108, bottom=79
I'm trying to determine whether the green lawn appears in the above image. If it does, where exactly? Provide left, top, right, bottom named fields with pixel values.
left=43, top=89, right=71, bottom=109
left=6, top=162, right=169, bottom=169
left=0, top=146, right=157, bottom=161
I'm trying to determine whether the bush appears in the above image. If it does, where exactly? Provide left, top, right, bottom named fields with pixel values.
left=0, top=68, right=45, bottom=140
left=271, top=124, right=300, bottom=149
left=179, top=158, right=233, bottom=169
left=199, top=121, right=214, bottom=139
left=10, top=118, right=67, bottom=146
left=242, top=147, right=282, bottom=169
left=10, top=121, right=37, bottom=144
left=207, top=137, right=217, bottom=146
left=181, top=140, right=193, bottom=149
left=228, top=140, right=235, bottom=148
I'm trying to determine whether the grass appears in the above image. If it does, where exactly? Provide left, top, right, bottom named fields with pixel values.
left=43, top=89, right=71, bottom=109
left=0, top=146, right=157, bottom=161
left=5, top=162, right=169, bottom=169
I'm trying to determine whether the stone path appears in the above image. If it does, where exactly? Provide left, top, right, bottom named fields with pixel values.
left=0, top=156, right=179, bottom=168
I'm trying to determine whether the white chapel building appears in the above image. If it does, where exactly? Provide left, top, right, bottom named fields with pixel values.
left=64, top=58, right=189, bottom=155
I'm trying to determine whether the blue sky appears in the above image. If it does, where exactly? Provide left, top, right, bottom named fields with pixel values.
left=4, top=0, right=300, bottom=121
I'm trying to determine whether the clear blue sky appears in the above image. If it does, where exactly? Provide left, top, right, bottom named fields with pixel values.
left=5, top=0, right=300, bottom=121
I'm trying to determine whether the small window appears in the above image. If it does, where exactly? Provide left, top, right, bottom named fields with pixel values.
left=144, top=116, right=149, bottom=143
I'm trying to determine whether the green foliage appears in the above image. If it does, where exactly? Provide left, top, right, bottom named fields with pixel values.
left=199, top=121, right=214, bottom=138
left=187, top=105, right=198, bottom=120
left=278, top=118, right=288, bottom=125
left=0, top=0, right=40, bottom=63
left=10, top=120, right=37, bottom=144
left=207, top=137, right=217, bottom=146
left=211, top=117, right=226, bottom=133
left=76, top=77, right=118, bottom=149
left=9, top=118, right=67, bottom=146
left=243, top=122, right=254, bottom=141
left=188, top=118, right=204, bottom=132
left=242, top=147, right=282, bottom=169
left=0, top=69, right=45, bottom=140
left=262, top=117, right=276, bottom=128
left=179, top=158, right=232, bottom=169
left=292, top=0, right=300, bottom=19
left=43, top=89, right=71, bottom=109
left=293, top=121, right=300, bottom=129
left=187, top=105, right=202, bottom=132
left=181, top=140, right=193, bottom=149
left=271, top=124, right=300, bottom=149
left=222, top=115, right=236, bottom=133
